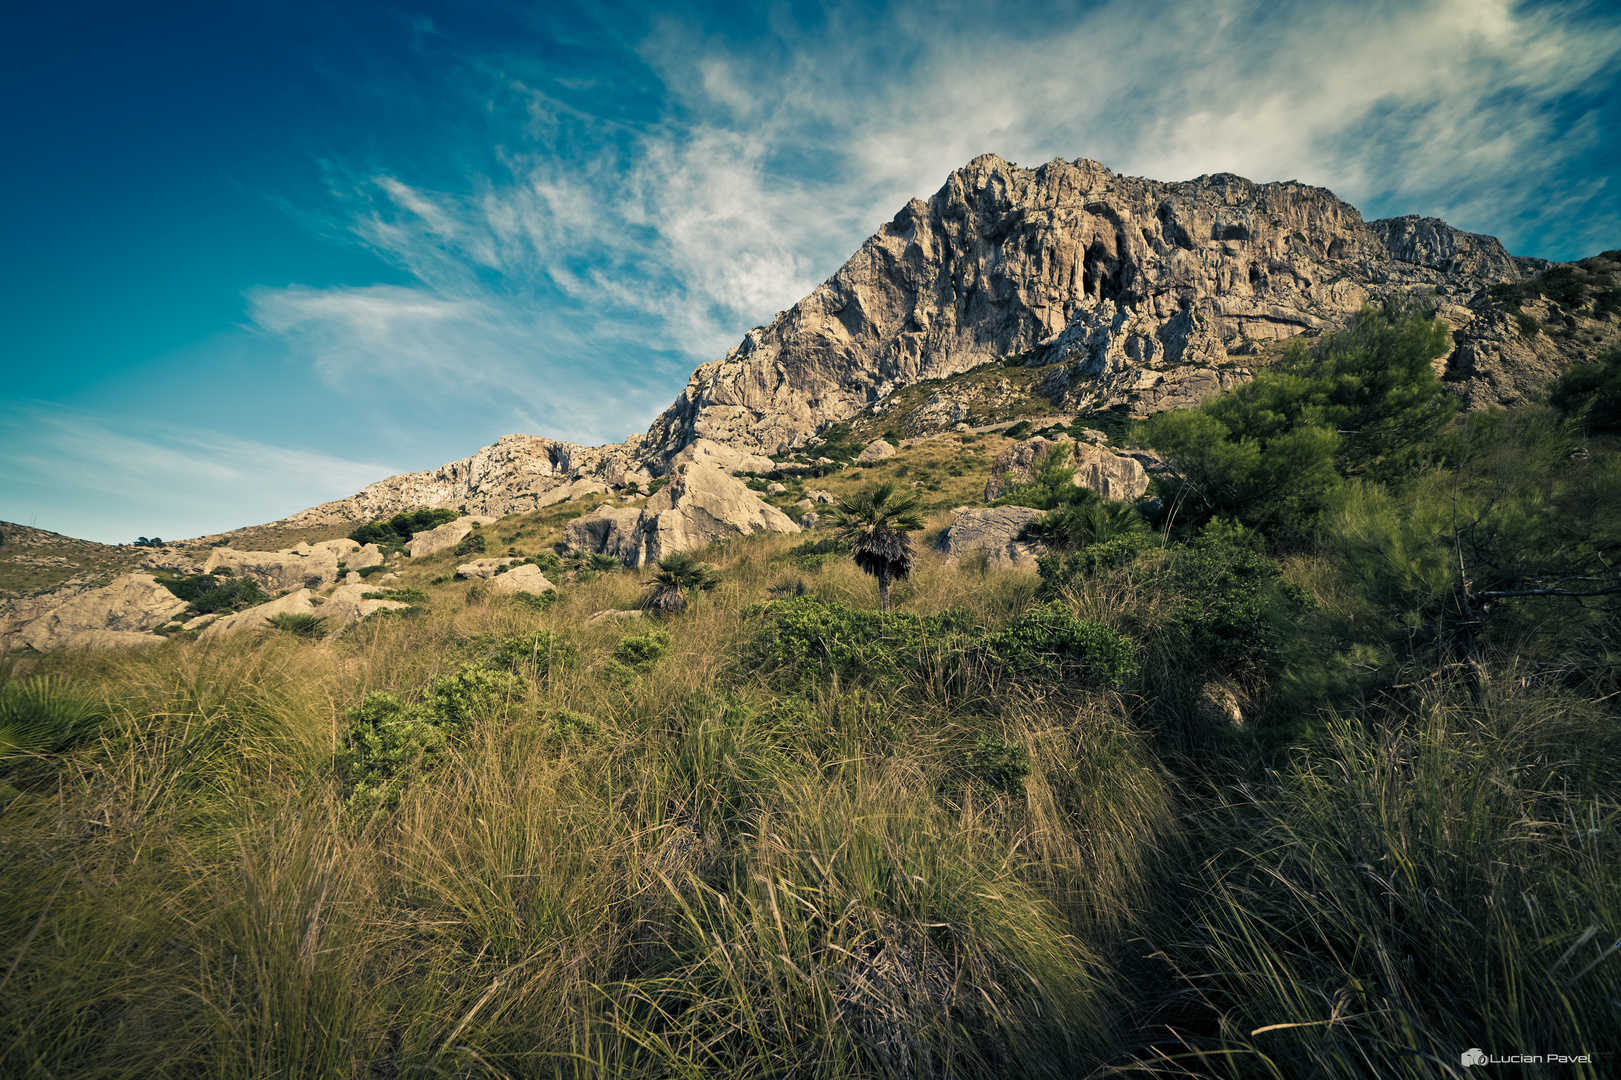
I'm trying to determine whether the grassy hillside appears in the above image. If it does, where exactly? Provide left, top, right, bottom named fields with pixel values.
left=2, top=316, right=1618, bottom=1078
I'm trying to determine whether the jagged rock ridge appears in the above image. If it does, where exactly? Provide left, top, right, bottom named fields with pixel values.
left=643, top=154, right=1607, bottom=456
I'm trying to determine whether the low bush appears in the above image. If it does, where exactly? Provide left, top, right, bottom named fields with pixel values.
left=338, top=663, right=525, bottom=812
left=347, top=507, right=460, bottom=547
left=453, top=529, right=487, bottom=557
left=160, top=573, right=269, bottom=614
left=978, top=601, right=1137, bottom=687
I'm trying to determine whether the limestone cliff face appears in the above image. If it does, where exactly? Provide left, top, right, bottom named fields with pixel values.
left=642, top=154, right=1576, bottom=457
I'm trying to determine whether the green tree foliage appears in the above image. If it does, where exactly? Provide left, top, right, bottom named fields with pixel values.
left=453, top=528, right=487, bottom=556
left=1296, top=410, right=1621, bottom=702
left=160, top=573, right=269, bottom=614
left=831, top=482, right=924, bottom=611
left=1549, top=341, right=1621, bottom=435
left=1142, top=300, right=1455, bottom=537
left=347, top=507, right=460, bottom=547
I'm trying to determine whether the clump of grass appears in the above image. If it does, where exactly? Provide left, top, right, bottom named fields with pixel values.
left=266, top=611, right=326, bottom=638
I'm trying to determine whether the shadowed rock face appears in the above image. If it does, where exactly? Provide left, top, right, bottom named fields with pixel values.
left=640, top=153, right=1546, bottom=460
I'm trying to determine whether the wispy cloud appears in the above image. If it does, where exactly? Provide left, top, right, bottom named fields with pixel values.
left=0, top=403, right=400, bottom=543
left=253, top=0, right=1620, bottom=449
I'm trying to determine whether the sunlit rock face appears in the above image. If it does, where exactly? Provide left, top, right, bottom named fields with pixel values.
left=641, top=153, right=1548, bottom=459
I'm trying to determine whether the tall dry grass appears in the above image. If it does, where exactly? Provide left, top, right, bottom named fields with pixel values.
left=1, top=525, right=1615, bottom=1077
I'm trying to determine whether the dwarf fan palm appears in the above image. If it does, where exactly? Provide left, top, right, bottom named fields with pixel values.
left=643, top=551, right=721, bottom=616
left=831, top=482, right=925, bottom=612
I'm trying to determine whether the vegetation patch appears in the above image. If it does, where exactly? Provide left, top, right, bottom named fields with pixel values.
left=347, top=507, right=460, bottom=547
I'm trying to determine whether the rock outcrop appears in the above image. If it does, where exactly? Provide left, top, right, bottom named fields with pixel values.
left=983, top=437, right=1148, bottom=502
left=229, top=435, right=640, bottom=536
left=640, top=153, right=1565, bottom=462
left=856, top=438, right=897, bottom=463
left=406, top=516, right=496, bottom=559
left=455, top=558, right=520, bottom=580
left=938, top=507, right=1047, bottom=571
left=489, top=565, right=555, bottom=596
left=203, top=545, right=341, bottom=592
left=565, top=463, right=800, bottom=567
left=199, top=584, right=410, bottom=641
left=11, top=574, right=187, bottom=652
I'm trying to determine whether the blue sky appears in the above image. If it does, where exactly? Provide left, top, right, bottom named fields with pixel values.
left=3, top=0, right=1618, bottom=543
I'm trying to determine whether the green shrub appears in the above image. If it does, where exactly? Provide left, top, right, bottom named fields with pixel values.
left=786, top=534, right=850, bottom=570
left=511, top=589, right=559, bottom=612
left=362, top=587, right=428, bottom=603
left=612, top=628, right=672, bottom=669
left=337, top=692, right=448, bottom=812
left=338, top=663, right=525, bottom=811
left=453, top=529, right=487, bottom=557
left=477, top=630, right=576, bottom=676
left=1167, top=521, right=1310, bottom=679
left=356, top=563, right=392, bottom=579
left=347, top=507, right=460, bottom=547
left=978, top=601, right=1137, bottom=687
left=994, top=443, right=1076, bottom=510
left=1026, top=490, right=1147, bottom=548
left=524, top=551, right=563, bottom=574
left=962, top=734, right=1031, bottom=795
left=160, top=573, right=269, bottom=614
left=1035, top=534, right=1151, bottom=598
left=751, top=596, right=977, bottom=691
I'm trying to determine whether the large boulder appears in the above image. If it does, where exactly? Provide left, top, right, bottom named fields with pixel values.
left=1071, top=441, right=1150, bottom=501
left=856, top=438, right=897, bottom=463
left=984, top=437, right=1148, bottom=502
left=406, top=516, right=495, bottom=559
left=561, top=506, right=643, bottom=558
left=300, top=539, right=386, bottom=570
left=565, top=463, right=800, bottom=567
left=455, top=557, right=520, bottom=580
left=937, top=507, right=1047, bottom=558
left=15, top=574, right=188, bottom=652
left=203, top=546, right=341, bottom=592
left=489, top=565, right=555, bottom=595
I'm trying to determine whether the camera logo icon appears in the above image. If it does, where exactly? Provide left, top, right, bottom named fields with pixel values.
left=1461, top=1048, right=1487, bottom=1067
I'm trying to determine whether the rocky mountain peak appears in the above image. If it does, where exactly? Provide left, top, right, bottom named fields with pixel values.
left=640, top=153, right=1562, bottom=463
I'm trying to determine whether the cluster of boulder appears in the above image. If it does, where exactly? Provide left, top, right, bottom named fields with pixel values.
left=562, top=442, right=801, bottom=568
